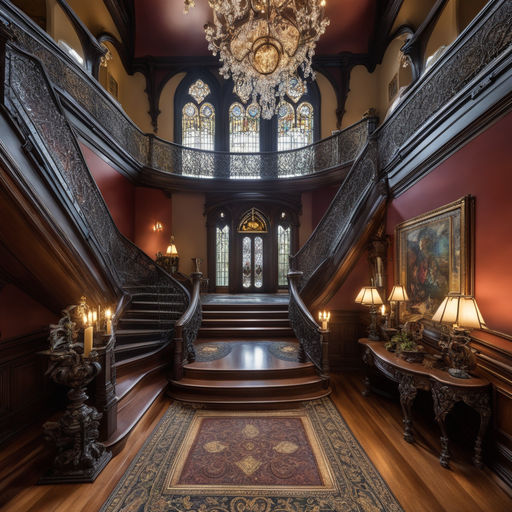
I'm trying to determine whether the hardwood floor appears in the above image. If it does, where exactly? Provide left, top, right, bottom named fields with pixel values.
left=1, top=372, right=511, bottom=512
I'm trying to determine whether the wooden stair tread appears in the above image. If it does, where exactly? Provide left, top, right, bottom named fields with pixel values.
left=115, top=339, right=167, bottom=352
left=168, top=388, right=332, bottom=405
left=116, top=328, right=169, bottom=335
left=104, top=371, right=167, bottom=448
left=199, top=326, right=293, bottom=331
left=172, top=375, right=324, bottom=388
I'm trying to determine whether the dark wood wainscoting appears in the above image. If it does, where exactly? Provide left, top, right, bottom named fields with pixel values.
left=327, top=310, right=366, bottom=372
left=0, top=329, right=59, bottom=445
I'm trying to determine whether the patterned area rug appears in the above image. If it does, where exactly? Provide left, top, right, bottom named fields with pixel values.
left=194, top=342, right=232, bottom=362
left=100, top=399, right=403, bottom=512
left=267, top=342, right=300, bottom=362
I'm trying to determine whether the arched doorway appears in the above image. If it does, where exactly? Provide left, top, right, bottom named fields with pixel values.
left=206, top=195, right=300, bottom=293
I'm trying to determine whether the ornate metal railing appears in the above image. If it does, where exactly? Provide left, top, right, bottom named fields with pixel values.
left=290, top=139, right=380, bottom=289
left=376, top=0, right=512, bottom=169
left=172, top=273, right=203, bottom=380
left=0, top=1, right=372, bottom=180
left=288, top=271, right=328, bottom=376
left=3, top=44, right=189, bottom=322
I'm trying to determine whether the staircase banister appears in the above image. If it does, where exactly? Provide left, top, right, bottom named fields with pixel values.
left=288, top=271, right=321, bottom=330
left=174, top=272, right=203, bottom=371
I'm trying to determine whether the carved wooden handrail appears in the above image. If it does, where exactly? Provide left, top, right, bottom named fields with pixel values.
left=288, top=271, right=329, bottom=377
left=172, top=272, right=203, bottom=380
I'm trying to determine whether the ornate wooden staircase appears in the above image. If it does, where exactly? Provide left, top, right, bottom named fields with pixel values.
left=168, top=296, right=331, bottom=406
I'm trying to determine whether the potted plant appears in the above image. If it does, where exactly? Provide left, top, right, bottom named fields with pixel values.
left=391, top=331, right=425, bottom=363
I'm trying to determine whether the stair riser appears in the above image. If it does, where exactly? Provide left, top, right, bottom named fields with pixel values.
left=116, top=332, right=170, bottom=343
left=202, top=311, right=288, bottom=319
left=202, top=304, right=288, bottom=312
left=124, top=310, right=181, bottom=319
left=201, top=319, right=290, bottom=328
left=198, top=328, right=294, bottom=338
left=130, top=294, right=183, bottom=301
left=183, top=367, right=316, bottom=381
left=170, top=381, right=326, bottom=398
left=115, top=346, right=165, bottom=362
left=130, top=301, right=184, bottom=311
left=118, top=319, right=175, bottom=329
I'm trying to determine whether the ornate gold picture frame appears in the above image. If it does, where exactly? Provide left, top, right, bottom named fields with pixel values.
left=395, top=196, right=473, bottom=320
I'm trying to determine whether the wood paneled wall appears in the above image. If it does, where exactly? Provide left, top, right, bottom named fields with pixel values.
left=0, top=329, right=58, bottom=445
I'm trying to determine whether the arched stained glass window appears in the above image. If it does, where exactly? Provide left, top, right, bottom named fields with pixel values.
left=181, top=80, right=215, bottom=151
left=277, top=99, right=313, bottom=151
left=216, top=224, right=229, bottom=287
left=277, top=224, right=291, bottom=286
left=229, top=102, right=260, bottom=153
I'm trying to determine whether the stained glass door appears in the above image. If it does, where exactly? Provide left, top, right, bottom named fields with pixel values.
left=242, top=235, right=264, bottom=291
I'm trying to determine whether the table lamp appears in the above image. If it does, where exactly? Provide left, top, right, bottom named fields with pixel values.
left=355, top=284, right=384, bottom=340
left=432, top=294, right=486, bottom=378
left=387, top=284, right=409, bottom=328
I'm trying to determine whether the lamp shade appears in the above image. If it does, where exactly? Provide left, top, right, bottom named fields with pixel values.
left=355, top=286, right=384, bottom=306
left=432, top=294, right=486, bottom=329
left=166, top=236, right=178, bottom=257
left=388, top=285, right=409, bottom=302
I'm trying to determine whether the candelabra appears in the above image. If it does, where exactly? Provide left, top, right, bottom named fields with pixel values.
left=39, top=301, right=112, bottom=483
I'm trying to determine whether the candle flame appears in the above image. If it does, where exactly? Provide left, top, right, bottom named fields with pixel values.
left=105, top=308, right=112, bottom=319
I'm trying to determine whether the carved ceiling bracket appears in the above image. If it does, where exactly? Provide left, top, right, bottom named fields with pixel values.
left=400, top=0, right=449, bottom=81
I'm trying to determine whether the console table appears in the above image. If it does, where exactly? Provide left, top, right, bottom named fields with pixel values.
left=359, top=339, right=491, bottom=469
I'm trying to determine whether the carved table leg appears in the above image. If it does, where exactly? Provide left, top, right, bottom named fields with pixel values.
left=463, top=390, right=491, bottom=468
left=431, top=383, right=456, bottom=468
left=398, top=374, right=417, bottom=443
left=362, top=347, right=373, bottom=397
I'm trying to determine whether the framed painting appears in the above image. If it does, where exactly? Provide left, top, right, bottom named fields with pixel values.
left=395, top=196, right=473, bottom=320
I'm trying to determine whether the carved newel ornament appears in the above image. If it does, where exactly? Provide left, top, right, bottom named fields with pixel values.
left=39, top=304, right=112, bottom=484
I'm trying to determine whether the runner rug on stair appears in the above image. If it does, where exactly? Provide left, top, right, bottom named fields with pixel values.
left=100, top=398, right=403, bottom=512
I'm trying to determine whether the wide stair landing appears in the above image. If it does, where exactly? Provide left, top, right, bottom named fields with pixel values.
left=168, top=294, right=331, bottom=406
left=105, top=286, right=184, bottom=449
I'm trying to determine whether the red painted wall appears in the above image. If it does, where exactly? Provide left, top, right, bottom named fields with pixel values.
left=311, top=185, right=338, bottom=228
left=80, top=144, right=135, bottom=240
left=386, top=112, right=512, bottom=334
left=0, top=284, right=57, bottom=340
left=134, top=188, right=173, bottom=259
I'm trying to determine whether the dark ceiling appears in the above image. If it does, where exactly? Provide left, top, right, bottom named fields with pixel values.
left=133, top=0, right=380, bottom=59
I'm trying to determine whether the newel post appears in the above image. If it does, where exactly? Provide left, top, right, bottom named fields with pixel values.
left=320, top=330, right=330, bottom=379
left=173, top=325, right=184, bottom=381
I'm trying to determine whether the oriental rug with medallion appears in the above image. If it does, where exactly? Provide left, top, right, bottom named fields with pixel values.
left=100, top=398, right=403, bottom=512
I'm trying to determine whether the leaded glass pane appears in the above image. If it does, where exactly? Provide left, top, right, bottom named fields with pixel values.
left=278, top=225, right=291, bottom=286
left=277, top=101, right=295, bottom=151
left=216, top=225, right=229, bottom=287
left=242, top=236, right=252, bottom=288
left=254, top=236, right=263, bottom=288
left=297, top=101, right=314, bottom=146
left=277, top=100, right=313, bottom=151
left=188, top=79, right=210, bottom=103
left=229, top=102, right=260, bottom=153
left=182, top=102, right=199, bottom=148
left=286, top=76, right=306, bottom=103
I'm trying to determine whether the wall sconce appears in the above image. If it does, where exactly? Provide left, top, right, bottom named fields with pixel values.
left=355, top=284, right=384, bottom=340
left=152, top=221, right=163, bottom=232
left=318, top=310, right=331, bottom=331
left=432, top=294, right=486, bottom=378
left=387, top=284, right=409, bottom=328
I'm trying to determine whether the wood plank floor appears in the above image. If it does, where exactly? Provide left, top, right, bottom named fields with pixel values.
left=1, top=372, right=511, bottom=512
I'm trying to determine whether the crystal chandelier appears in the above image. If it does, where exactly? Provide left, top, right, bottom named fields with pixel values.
left=184, top=0, right=329, bottom=119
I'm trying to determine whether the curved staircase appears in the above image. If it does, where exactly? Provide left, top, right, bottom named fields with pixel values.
left=168, top=296, right=331, bottom=406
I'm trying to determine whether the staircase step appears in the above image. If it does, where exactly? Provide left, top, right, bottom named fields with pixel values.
left=202, top=303, right=288, bottom=311
left=105, top=370, right=167, bottom=449
left=182, top=364, right=316, bottom=381
left=201, top=318, right=290, bottom=328
left=202, top=309, right=288, bottom=319
left=130, top=300, right=184, bottom=310
left=115, top=339, right=169, bottom=362
left=117, top=317, right=175, bottom=328
left=198, top=326, right=294, bottom=337
left=124, top=309, right=182, bottom=319
left=115, top=328, right=171, bottom=342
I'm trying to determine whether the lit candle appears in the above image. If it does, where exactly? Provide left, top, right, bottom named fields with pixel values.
left=87, top=311, right=93, bottom=325
left=318, top=310, right=330, bottom=331
left=105, top=308, right=112, bottom=335
left=83, top=314, right=88, bottom=327
left=84, top=325, right=93, bottom=357
left=381, top=305, right=386, bottom=316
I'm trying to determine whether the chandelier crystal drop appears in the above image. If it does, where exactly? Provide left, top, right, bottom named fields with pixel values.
left=185, top=0, right=329, bottom=119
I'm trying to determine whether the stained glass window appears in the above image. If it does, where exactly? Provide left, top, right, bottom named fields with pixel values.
left=216, top=225, right=229, bottom=287
left=254, top=236, right=263, bottom=288
left=242, top=236, right=252, bottom=288
left=229, top=102, right=260, bottom=153
left=277, top=225, right=291, bottom=286
left=188, top=79, right=210, bottom=104
left=277, top=100, right=314, bottom=151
